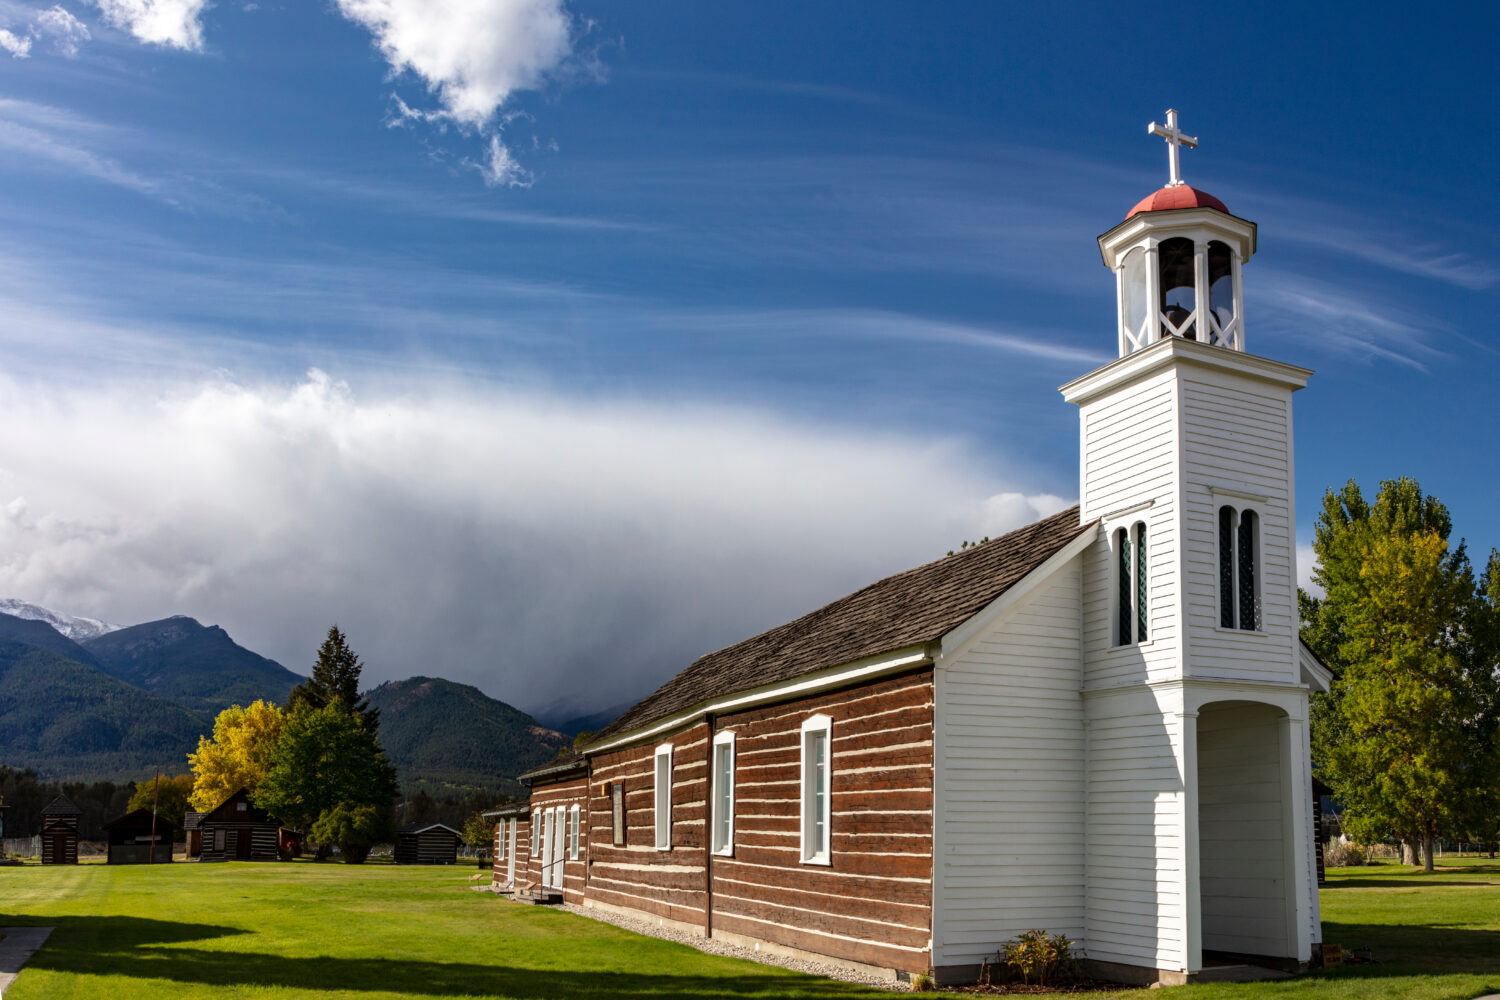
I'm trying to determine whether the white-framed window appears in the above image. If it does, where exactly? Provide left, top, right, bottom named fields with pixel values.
left=1217, top=504, right=1262, bottom=631
left=531, top=807, right=541, bottom=857
left=569, top=804, right=580, bottom=860
left=654, top=743, right=673, bottom=851
left=711, top=729, right=736, bottom=856
left=496, top=819, right=505, bottom=861
left=800, top=714, right=832, bottom=865
left=1114, top=521, right=1149, bottom=646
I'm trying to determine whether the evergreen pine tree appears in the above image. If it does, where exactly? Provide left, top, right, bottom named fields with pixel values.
left=287, top=625, right=379, bottom=731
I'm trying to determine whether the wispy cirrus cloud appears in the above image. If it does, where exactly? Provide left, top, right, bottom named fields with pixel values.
left=1281, top=227, right=1498, bottom=291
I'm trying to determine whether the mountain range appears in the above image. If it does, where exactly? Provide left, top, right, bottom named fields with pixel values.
left=0, top=601, right=586, bottom=794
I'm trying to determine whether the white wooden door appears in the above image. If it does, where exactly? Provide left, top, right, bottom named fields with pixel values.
left=542, top=809, right=554, bottom=885
left=550, top=806, right=565, bottom=888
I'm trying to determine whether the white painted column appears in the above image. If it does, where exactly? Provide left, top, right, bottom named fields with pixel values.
left=1231, top=251, right=1245, bottom=351
left=1178, top=710, right=1202, bottom=974
left=1281, top=715, right=1314, bottom=963
left=1193, top=242, right=1210, bottom=344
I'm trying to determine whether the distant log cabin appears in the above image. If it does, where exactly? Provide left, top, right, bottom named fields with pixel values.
left=40, top=795, right=81, bottom=865
left=395, top=823, right=461, bottom=865
left=104, top=808, right=177, bottom=864
left=182, top=811, right=205, bottom=859
left=199, top=789, right=279, bottom=862
left=484, top=802, right=531, bottom=888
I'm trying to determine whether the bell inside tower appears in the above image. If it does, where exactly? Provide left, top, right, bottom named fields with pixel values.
left=1158, top=237, right=1197, bottom=340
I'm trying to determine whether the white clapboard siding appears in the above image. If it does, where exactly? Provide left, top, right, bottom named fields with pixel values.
left=1078, top=367, right=1183, bottom=689
left=1197, top=702, right=1291, bottom=957
left=1083, top=685, right=1186, bottom=971
left=1179, top=369, right=1299, bottom=686
left=933, top=559, right=1086, bottom=967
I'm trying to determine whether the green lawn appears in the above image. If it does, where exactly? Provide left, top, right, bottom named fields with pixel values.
left=1, top=857, right=1498, bottom=998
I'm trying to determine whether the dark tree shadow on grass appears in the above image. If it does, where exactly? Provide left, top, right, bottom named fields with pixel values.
left=24, top=915, right=885, bottom=998
left=1318, top=921, right=1500, bottom=978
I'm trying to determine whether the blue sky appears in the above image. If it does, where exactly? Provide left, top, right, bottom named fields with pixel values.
left=0, top=1, right=1495, bottom=717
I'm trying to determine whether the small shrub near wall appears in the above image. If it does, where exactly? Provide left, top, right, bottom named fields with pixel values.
left=994, top=930, right=1081, bottom=987
left=1325, top=839, right=1367, bottom=868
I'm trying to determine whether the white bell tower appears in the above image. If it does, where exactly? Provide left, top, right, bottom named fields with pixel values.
left=1058, top=112, right=1321, bottom=980
left=1100, top=110, right=1256, bottom=356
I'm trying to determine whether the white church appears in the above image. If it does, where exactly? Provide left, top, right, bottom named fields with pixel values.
left=501, top=110, right=1333, bottom=988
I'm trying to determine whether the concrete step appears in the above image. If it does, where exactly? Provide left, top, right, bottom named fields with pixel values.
left=1194, top=963, right=1292, bottom=983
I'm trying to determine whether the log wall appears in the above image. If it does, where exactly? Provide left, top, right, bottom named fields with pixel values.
left=711, top=670, right=934, bottom=974
left=588, top=721, right=711, bottom=928
left=584, top=670, right=935, bottom=975
left=528, top=773, right=589, bottom=903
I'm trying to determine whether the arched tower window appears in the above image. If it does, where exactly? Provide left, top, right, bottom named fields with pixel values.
left=1206, top=241, right=1240, bottom=349
left=1115, top=521, right=1149, bottom=645
left=1158, top=237, right=1197, bottom=340
left=1218, top=505, right=1261, bottom=630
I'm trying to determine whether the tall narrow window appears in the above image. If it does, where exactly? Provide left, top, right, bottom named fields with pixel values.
left=1218, top=504, right=1261, bottom=630
left=1134, top=522, right=1149, bottom=642
left=800, top=715, right=832, bottom=864
left=497, top=819, right=505, bottom=861
left=610, top=782, right=625, bottom=847
left=569, top=804, right=580, bottom=861
left=654, top=743, right=673, bottom=851
left=1218, top=506, right=1236, bottom=628
left=531, top=808, right=541, bottom=857
left=1237, top=510, right=1259, bottom=630
left=1115, top=521, right=1149, bottom=645
left=711, top=730, right=736, bottom=855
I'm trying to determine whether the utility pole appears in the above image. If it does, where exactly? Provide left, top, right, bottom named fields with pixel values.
left=150, top=769, right=160, bottom=865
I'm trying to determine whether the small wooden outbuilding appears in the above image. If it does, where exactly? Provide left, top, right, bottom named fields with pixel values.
left=199, top=788, right=279, bottom=862
left=103, top=808, right=178, bottom=864
left=182, top=811, right=205, bottom=859
left=394, top=822, right=460, bottom=865
left=40, top=795, right=81, bottom=865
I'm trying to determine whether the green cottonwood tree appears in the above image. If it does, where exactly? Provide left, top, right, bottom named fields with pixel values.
left=1304, top=478, right=1500, bottom=870
left=252, top=700, right=399, bottom=839
left=286, top=625, right=379, bottom=731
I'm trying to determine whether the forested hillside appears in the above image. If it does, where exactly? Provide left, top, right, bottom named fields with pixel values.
left=365, top=676, right=570, bottom=796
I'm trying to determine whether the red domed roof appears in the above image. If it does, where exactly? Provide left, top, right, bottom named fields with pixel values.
left=1126, top=184, right=1229, bottom=219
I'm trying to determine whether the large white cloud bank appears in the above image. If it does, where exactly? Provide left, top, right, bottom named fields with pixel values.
left=0, top=371, right=1070, bottom=717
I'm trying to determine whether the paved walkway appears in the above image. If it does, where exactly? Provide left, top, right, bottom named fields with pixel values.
left=0, top=927, right=54, bottom=996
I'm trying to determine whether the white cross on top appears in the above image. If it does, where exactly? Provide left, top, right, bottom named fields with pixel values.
left=1148, top=109, right=1198, bottom=187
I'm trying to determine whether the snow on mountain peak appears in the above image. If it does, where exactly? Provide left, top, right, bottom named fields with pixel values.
left=0, top=599, right=124, bottom=642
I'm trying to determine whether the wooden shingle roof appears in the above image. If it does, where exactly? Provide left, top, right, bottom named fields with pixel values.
left=590, top=505, right=1091, bottom=746
left=42, top=795, right=81, bottom=816
left=518, top=751, right=586, bottom=783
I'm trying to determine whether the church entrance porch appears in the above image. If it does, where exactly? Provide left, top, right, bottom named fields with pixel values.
left=1193, top=700, right=1303, bottom=971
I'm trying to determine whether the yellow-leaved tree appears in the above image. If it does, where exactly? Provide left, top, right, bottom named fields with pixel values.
left=188, top=700, right=286, bottom=811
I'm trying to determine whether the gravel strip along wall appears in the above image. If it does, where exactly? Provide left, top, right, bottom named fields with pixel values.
left=472, top=886, right=906, bottom=991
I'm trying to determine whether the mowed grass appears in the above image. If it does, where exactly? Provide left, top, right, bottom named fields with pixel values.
left=0, top=861, right=891, bottom=999
left=1, top=856, right=1499, bottom=998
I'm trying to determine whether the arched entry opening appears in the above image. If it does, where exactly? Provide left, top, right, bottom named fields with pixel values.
left=1196, top=700, right=1297, bottom=967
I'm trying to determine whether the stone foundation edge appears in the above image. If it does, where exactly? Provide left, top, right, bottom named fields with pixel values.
left=580, top=899, right=903, bottom=983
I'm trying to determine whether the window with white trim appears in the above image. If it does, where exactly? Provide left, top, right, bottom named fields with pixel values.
left=654, top=743, right=673, bottom=851
left=711, top=730, right=736, bottom=855
left=1218, top=504, right=1261, bottom=630
left=800, top=714, right=832, bottom=865
left=496, top=819, right=505, bottom=861
left=531, top=808, right=540, bottom=857
left=569, top=804, right=580, bottom=860
left=1114, top=521, right=1149, bottom=645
